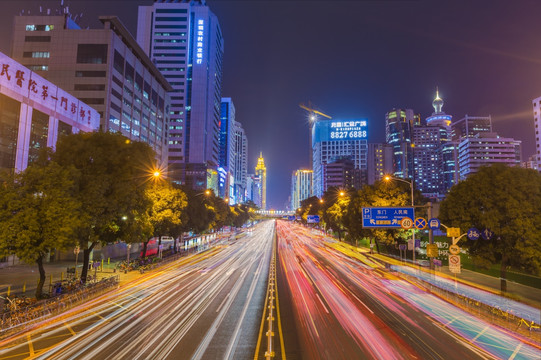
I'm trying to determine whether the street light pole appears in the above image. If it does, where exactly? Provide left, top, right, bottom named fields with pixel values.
left=384, top=175, right=416, bottom=264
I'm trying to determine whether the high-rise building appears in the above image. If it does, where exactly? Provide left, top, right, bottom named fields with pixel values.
left=137, top=0, right=224, bottom=188
left=11, top=14, right=172, bottom=164
left=290, top=169, right=313, bottom=210
left=385, top=108, right=420, bottom=180
left=233, top=120, right=248, bottom=204
left=312, top=119, right=368, bottom=196
left=458, top=132, right=522, bottom=179
left=522, top=154, right=539, bottom=171
left=451, top=115, right=492, bottom=142
left=413, top=89, right=456, bottom=198
left=0, top=52, right=99, bottom=172
left=322, top=158, right=364, bottom=191
left=532, top=96, right=541, bottom=171
left=219, top=98, right=235, bottom=198
left=367, top=143, right=393, bottom=185
left=255, top=152, right=267, bottom=210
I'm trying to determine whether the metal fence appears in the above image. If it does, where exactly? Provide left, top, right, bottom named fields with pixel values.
left=398, top=272, right=541, bottom=342
left=0, top=275, right=119, bottom=338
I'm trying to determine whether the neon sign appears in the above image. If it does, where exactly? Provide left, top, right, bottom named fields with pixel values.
left=329, top=120, right=367, bottom=140
left=196, top=19, right=204, bottom=65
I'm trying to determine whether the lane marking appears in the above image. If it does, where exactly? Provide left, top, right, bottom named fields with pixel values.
left=27, top=334, right=34, bottom=357
left=508, top=342, right=522, bottom=359
left=64, top=322, right=76, bottom=336
left=471, top=326, right=489, bottom=342
left=316, top=294, right=329, bottom=314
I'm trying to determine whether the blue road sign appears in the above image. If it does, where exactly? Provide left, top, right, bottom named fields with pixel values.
left=362, top=207, right=414, bottom=228
left=288, top=215, right=295, bottom=221
left=468, top=228, right=480, bottom=241
left=481, top=228, right=494, bottom=240
left=414, top=217, right=427, bottom=229
left=399, top=244, right=407, bottom=251
left=415, top=239, right=421, bottom=248
left=428, top=218, right=441, bottom=230
left=307, top=215, right=320, bottom=223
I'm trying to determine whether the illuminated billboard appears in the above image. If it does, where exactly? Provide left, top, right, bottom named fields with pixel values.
left=313, top=119, right=368, bottom=144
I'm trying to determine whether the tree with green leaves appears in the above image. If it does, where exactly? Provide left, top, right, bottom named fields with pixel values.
left=143, top=181, right=187, bottom=257
left=439, top=165, right=541, bottom=292
left=0, top=161, right=81, bottom=299
left=181, top=187, right=215, bottom=234
left=53, top=131, right=156, bottom=283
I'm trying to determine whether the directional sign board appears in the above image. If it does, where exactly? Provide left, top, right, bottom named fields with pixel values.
left=426, top=243, right=439, bottom=257
left=481, top=228, right=494, bottom=240
left=307, top=215, right=320, bottom=223
left=428, top=218, right=440, bottom=230
left=288, top=215, right=295, bottom=221
left=449, top=254, right=461, bottom=273
left=414, top=217, right=427, bottom=229
left=467, top=228, right=480, bottom=241
left=362, top=207, right=414, bottom=228
left=446, top=227, right=460, bottom=238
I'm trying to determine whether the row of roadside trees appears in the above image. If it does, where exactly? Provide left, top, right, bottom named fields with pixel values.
left=296, top=165, right=541, bottom=292
left=0, top=131, right=255, bottom=298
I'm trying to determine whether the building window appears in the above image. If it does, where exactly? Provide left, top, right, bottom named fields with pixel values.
left=155, top=17, right=187, bottom=22
left=76, top=44, right=108, bottom=64
left=28, top=109, right=49, bottom=164
left=25, top=36, right=51, bottom=42
left=74, top=84, right=105, bottom=91
left=79, top=98, right=104, bottom=105
left=155, top=25, right=186, bottom=29
left=23, top=51, right=50, bottom=58
left=25, top=24, right=54, bottom=31
left=113, top=50, right=124, bottom=74
left=26, top=65, right=49, bottom=71
left=155, top=9, right=187, bottom=13
left=75, top=70, right=106, bottom=77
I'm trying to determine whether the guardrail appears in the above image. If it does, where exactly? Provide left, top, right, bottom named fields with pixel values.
left=0, top=275, right=119, bottom=338
left=265, top=251, right=277, bottom=359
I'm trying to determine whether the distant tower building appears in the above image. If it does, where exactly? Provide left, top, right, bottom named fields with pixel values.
left=11, top=15, right=172, bottom=165
left=532, top=96, right=541, bottom=171
left=458, top=133, right=521, bottom=180
left=255, top=152, right=267, bottom=210
left=367, top=143, right=393, bottom=185
left=413, top=89, right=456, bottom=198
left=137, top=0, right=224, bottom=189
left=219, top=98, right=235, bottom=198
left=233, top=121, right=248, bottom=204
left=385, top=109, right=420, bottom=180
left=322, top=158, right=363, bottom=190
left=522, top=154, right=539, bottom=171
left=291, top=169, right=313, bottom=210
left=312, top=119, right=368, bottom=196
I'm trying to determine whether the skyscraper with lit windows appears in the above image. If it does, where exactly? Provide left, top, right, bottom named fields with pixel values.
left=385, top=108, right=420, bottom=180
left=291, top=169, right=313, bottom=210
left=255, top=152, right=267, bottom=210
left=137, top=0, right=224, bottom=189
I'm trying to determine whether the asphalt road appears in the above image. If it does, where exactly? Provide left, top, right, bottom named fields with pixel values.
left=275, top=221, right=541, bottom=360
left=0, top=221, right=274, bottom=360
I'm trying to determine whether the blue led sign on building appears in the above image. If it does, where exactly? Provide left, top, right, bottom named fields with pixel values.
left=196, top=19, right=204, bottom=64
left=313, top=119, right=368, bottom=144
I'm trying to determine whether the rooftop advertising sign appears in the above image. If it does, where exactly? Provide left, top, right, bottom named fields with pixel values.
left=313, top=119, right=368, bottom=144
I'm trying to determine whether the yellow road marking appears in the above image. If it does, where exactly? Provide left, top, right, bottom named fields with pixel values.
left=275, top=268, right=286, bottom=360
left=253, top=272, right=270, bottom=360
left=27, top=334, right=34, bottom=357
left=64, top=322, right=76, bottom=336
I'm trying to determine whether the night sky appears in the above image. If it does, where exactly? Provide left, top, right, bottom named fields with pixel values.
left=1, top=0, right=540, bottom=209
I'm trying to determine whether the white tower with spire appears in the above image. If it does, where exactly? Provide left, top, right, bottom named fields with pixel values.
left=426, top=87, right=452, bottom=127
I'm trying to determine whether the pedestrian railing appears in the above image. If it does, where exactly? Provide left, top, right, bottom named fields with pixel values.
left=0, top=275, right=119, bottom=338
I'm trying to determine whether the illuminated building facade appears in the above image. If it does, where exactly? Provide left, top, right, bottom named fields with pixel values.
left=11, top=15, right=172, bottom=165
left=0, top=51, right=99, bottom=172
left=413, top=89, right=457, bottom=198
left=451, top=115, right=492, bottom=141
left=233, top=120, right=248, bottom=204
left=255, top=152, right=267, bottom=210
left=291, top=169, right=313, bottom=210
left=137, top=0, right=224, bottom=189
left=312, top=119, right=368, bottom=197
left=219, top=98, right=235, bottom=199
left=367, top=143, right=393, bottom=185
left=322, top=158, right=364, bottom=190
left=532, top=96, right=541, bottom=171
left=458, top=133, right=521, bottom=180
left=385, top=108, right=420, bottom=180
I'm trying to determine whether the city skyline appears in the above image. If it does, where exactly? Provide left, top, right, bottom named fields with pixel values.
left=0, top=0, right=539, bottom=208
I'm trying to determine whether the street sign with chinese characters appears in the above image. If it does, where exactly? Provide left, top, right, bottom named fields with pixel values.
left=426, top=243, right=439, bottom=257
left=446, top=227, right=461, bottom=238
left=467, top=228, right=480, bottom=241
left=307, top=215, right=320, bottom=223
left=449, top=255, right=461, bottom=273
left=362, top=207, right=414, bottom=228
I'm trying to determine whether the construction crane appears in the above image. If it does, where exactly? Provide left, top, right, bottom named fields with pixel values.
left=299, top=102, right=332, bottom=121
